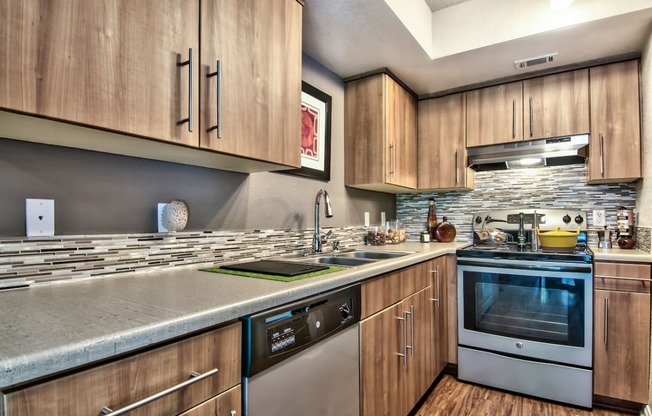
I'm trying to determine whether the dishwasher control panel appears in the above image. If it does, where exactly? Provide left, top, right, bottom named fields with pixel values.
left=242, top=284, right=361, bottom=377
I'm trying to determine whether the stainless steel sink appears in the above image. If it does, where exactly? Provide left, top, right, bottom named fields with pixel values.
left=337, top=250, right=411, bottom=260
left=297, top=256, right=376, bottom=267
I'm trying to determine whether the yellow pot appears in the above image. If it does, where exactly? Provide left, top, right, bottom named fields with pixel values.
left=536, top=227, right=580, bottom=249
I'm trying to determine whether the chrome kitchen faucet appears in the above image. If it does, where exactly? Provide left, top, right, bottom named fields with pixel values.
left=313, top=189, right=333, bottom=253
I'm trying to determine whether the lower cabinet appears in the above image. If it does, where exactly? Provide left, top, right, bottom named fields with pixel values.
left=360, top=258, right=449, bottom=416
left=593, top=262, right=651, bottom=404
left=3, top=322, right=241, bottom=416
left=179, top=385, right=241, bottom=416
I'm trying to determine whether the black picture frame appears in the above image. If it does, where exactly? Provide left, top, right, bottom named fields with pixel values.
left=284, top=81, right=332, bottom=181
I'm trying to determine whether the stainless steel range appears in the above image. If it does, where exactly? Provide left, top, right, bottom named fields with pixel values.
left=456, top=209, right=593, bottom=408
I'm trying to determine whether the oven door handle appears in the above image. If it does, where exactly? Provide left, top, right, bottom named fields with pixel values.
left=457, top=259, right=592, bottom=274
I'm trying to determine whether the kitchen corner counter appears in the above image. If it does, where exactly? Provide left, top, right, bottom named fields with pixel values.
left=0, top=241, right=467, bottom=390
left=592, top=247, right=652, bottom=263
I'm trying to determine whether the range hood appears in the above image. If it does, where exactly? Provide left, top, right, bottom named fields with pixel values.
left=468, top=134, right=589, bottom=171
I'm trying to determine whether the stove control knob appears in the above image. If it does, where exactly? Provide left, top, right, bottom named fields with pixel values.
left=574, top=215, right=584, bottom=224
left=475, top=216, right=482, bottom=224
left=516, top=342, right=524, bottom=349
left=563, top=214, right=572, bottom=224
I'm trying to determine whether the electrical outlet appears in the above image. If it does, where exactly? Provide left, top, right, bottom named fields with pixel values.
left=593, top=209, right=606, bottom=227
left=26, top=199, right=55, bottom=237
left=157, top=203, right=169, bottom=232
left=380, top=212, right=386, bottom=224
left=364, top=212, right=370, bottom=227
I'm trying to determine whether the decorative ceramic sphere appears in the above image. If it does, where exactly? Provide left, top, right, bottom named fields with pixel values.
left=162, top=200, right=188, bottom=232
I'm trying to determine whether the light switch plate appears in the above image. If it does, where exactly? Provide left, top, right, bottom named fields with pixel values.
left=364, top=212, right=370, bottom=227
left=157, top=203, right=169, bottom=233
left=26, top=199, right=55, bottom=237
left=593, top=209, right=606, bottom=227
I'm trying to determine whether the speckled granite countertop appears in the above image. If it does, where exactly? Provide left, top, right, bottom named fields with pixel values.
left=0, top=242, right=467, bottom=390
left=592, top=247, right=652, bottom=263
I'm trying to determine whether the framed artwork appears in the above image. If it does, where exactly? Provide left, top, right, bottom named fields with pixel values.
left=285, top=81, right=332, bottom=181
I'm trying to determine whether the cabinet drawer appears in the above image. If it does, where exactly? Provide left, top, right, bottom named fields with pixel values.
left=4, top=322, right=241, bottom=416
left=362, top=262, right=429, bottom=318
left=179, top=385, right=241, bottom=416
left=594, top=262, right=651, bottom=293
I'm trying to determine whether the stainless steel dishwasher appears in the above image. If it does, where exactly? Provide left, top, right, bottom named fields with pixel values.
left=242, top=284, right=361, bottom=416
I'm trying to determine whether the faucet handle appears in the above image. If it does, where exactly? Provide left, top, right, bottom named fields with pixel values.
left=332, top=240, right=340, bottom=251
left=321, top=230, right=333, bottom=243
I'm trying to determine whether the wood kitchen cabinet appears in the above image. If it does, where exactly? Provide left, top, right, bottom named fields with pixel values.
left=3, top=322, right=241, bottom=416
left=418, top=94, right=475, bottom=191
left=200, top=0, right=302, bottom=167
left=587, top=60, right=641, bottom=184
left=0, top=0, right=199, bottom=147
left=345, top=73, right=418, bottom=193
left=0, top=0, right=303, bottom=171
left=445, top=255, right=458, bottom=365
left=593, top=262, right=651, bottom=404
left=466, top=81, right=524, bottom=147
left=360, top=259, right=448, bottom=416
left=523, top=69, right=590, bottom=140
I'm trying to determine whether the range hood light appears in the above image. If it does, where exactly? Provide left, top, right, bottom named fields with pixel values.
left=517, top=157, right=544, bottom=166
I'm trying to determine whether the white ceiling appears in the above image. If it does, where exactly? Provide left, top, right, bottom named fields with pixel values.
left=302, top=0, right=652, bottom=95
left=423, top=0, right=472, bottom=12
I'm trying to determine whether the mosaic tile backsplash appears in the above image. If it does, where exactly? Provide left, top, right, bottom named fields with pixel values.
left=397, top=164, right=639, bottom=248
left=0, top=227, right=366, bottom=288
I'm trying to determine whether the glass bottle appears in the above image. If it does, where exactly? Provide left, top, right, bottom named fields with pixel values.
left=427, top=198, right=439, bottom=240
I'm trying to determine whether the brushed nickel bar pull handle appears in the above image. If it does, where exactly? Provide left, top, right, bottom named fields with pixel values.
left=595, top=275, right=652, bottom=283
left=207, top=60, right=222, bottom=137
left=177, top=48, right=193, bottom=132
left=512, top=99, right=516, bottom=138
left=599, top=133, right=604, bottom=176
left=529, top=96, right=533, bottom=138
left=436, top=265, right=441, bottom=308
left=100, top=368, right=218, bottom=415
left=455, top=150, right=459, bottom=184
left=431, top=268, right=440, bottom=307
left=409, top=305, right=415, bottom=357
left=389, top=141, right=396, bottom=178
left=604, top=297, right=608, bottom=345
left=397, top=313, right=407, bottom=365
left=230, top=412, right=237, bottom=416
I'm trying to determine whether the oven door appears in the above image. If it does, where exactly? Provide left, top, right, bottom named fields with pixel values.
left=457, top=257, right=592, bottom=367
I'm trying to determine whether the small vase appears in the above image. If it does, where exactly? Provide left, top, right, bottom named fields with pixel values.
left=162, top=200, right=188, bottom=232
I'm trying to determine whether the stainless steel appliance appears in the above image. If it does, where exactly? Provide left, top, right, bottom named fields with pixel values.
left=242, top=285, right=361, bottom=416
left=457, top=209, right=593, bottom=408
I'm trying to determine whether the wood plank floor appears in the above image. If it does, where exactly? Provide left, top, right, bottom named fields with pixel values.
left=414, top=374, right=634, bottom=416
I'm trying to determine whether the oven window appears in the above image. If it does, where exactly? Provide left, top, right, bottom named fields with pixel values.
left=463, top=272, right=585, bottom=347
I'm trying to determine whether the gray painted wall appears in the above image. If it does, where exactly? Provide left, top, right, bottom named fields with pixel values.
left=0, top=55, right=395, bottom=236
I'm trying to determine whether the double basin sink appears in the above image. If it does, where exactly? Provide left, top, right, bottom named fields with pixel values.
left=289, top=249, right=412, bottom=267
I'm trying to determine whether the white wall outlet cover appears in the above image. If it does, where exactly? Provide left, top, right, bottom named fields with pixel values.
left=26, top=199, right=55, bottom=237
left=593, top=209, right=606, bottom=227
left=364, top=212, right=370, bottom=227
left=157, top=203, right=169, bottom=233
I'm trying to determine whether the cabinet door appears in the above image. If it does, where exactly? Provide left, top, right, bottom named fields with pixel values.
left=362, top=264, right=430, bottom=319
left=200, top=0, right=302, bottom=167
left=179, top=385, right=241, bottom=416
left=418, top=94, right=472, bottom=191
left=594, top=289, right=650, bottom=403
left=0, top=0, right=199, bottom=146
left=445, top=255, right=458, bottom=365
left=466, top=81, right=523, bottom=147
left=403, top=287, right=433, bottom=415
left=386, top=77, right=418, bottom=188
left=360, top=303, right=404, bottom=416
left=345, top=75, right=386, bottom=187
left=588, top=60, right=641, bottom=184
left=523, top=69, right=589, bottom=140
left=4, top=323, right=241, bottom=416
left=428, top=257, right=448, bottom=378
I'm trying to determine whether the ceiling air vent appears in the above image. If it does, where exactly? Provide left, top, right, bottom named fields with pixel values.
left=514, top=53, right=558, bottom=70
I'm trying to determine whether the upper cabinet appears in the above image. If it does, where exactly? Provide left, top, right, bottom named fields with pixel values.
left=466, top=81, right=523, bottom=147
left=345, top=73, right=418, bottom=193
left=200, top=0, right=301, bottom=167
left=0, top=0, right=199, bottom=147
left=523, top=69, right=590, bottom=140
left=587, top=60, right=641, bottom=184
left=0, top=0, right=302, bottom=172
left=418, top=94, right=475, bottom=191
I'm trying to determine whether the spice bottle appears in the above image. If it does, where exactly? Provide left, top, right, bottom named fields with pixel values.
left=427, top=198, right=439, bottom=241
